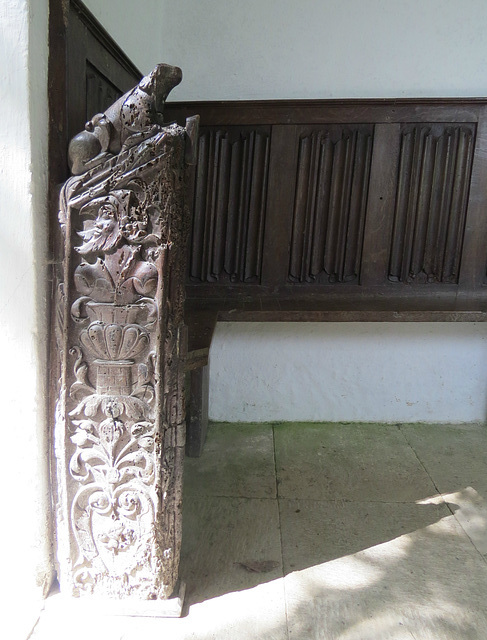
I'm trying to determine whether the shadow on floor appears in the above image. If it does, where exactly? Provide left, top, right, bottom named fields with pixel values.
left=180, top=496, right=459, bottom=608
left=179, top=422, right=469, bottom=609
left=172, top=423, right=487, bottom=639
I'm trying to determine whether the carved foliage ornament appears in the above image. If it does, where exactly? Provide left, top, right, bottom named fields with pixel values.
left=55, top=64, right=198, bottom=600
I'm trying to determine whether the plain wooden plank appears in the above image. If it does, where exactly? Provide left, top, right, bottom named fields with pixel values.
left=458, top=108, right=487, bottom=294
left=216, top=309, right=487, bottom=323
left=261, top=125, right=299, bottom=286
left=361, top=124, right=401, bottom=286
left=166, top=99, right=485, bottom=127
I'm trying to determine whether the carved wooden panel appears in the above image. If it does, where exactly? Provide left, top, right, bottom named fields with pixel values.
left=50, top=2, right=201, bottom=609
left=389, top=124, right=475, bottom=284
left=288, top=126, right=374, bottom=283
left=55, top=64, right=195, bottom=603
left=166, top=100, right=487, bottom=318
left=189, top=127, right=271, bottom=283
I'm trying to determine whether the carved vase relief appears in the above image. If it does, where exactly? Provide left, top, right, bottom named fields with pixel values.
left=54, top=64, right=198, bottom=600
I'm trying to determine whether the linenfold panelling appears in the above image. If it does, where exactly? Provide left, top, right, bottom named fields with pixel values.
left=164, top=99, right=487, bottom=314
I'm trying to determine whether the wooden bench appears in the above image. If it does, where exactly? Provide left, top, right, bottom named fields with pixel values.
left=52, top=3, right=487, bottom=459
left=165, top=98, right=487, bottom=456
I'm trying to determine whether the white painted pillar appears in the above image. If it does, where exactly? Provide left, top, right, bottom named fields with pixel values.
left=0, top=1, right=54, bottom=638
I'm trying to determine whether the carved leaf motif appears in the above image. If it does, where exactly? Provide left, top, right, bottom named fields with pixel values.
left=70, top=447, right=109, bottom=483
left=71, top=296, right=94, bottom=323
left=70, top=420, right=95, bottom=448
left=69, top=393, right=152, bottom=420
left=88, top=490, right=111, bottom=514
left=80, top=322, right=149, bottom=360
left=118, top=453, right=154, bottom=483
left=86, top=323, right=111, bottom=359
left=131, top=383, right=155, bottom=404
left=71, top=430, right=90, bottom=447
left=105, top=324, right=123, bottom=359
left=74, top=259, right=115, bottom=301
left=131, top=272, right=158, bottom=297
left=118, top=325, right=149, bottom=359
left=137, top=436, right=154, bottom=451
left=69, top=346, right=95, bottom=400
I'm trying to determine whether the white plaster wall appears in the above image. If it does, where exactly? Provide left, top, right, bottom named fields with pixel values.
left=0, top=0, right=53, bottom=637
left=210, top=323, right=487, bottom=423
left=160, top=0, right=487, bottom=423
left=83, top=0, right=165, bottom=74
left=162, top=0, right=487, bottom=101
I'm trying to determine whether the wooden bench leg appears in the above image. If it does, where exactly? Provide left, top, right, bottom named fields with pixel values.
left=186, top=364, right=210, bottom=457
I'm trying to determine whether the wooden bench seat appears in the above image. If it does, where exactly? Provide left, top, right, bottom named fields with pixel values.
left=167, top=98, right=487, bottom=456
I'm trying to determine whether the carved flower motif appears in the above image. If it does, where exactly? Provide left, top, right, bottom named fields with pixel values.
left=130, top=421, right=154, bottom=451
left=117, top=490, right=142, bottom=517
left=98, top=417, right=123, bottom=460
left=70, top=394, right=152, bottom=420
left=97, top=520, right=136, bottom=553
left=71, top=429, right=89, bottom=446
left=70, top=419, right=95, bottom=446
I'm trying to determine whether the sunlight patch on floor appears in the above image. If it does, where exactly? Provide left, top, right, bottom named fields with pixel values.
left=31, top=423, right=487, bottom=639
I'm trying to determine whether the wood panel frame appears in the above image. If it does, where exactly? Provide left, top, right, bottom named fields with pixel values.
left=166, top=99, right=487, bottom=323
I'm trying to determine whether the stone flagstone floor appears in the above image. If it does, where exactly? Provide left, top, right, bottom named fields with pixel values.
left=32, top=422, right=487, bottom=639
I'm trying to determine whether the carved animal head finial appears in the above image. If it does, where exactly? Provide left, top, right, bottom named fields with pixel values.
left=138, top=63, right=182, bottom=114
left=68, top=63, right=183, bottom=176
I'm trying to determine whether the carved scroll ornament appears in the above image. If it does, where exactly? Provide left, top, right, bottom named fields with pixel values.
left=54, top=64, right=198, bottom=602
